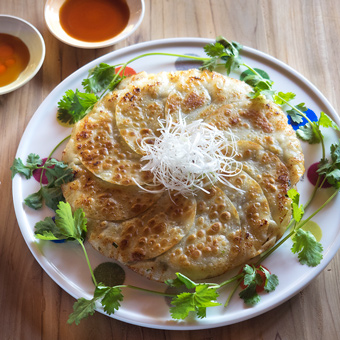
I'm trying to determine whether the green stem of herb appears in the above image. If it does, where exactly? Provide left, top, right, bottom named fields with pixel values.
left=48, top=134, right=71, bottom=159
left=115, top=285, right=177, bottom=297
left=98, top=52, right=209, bottom=100
left=217, top=273, right=244, bottom=289
left=224, top=279, right=243, bottom=307
left=241, top=63, right=262, bottom=78
left=39, top=134, right=71, bottom=187
left=78, top=239, right=98, bottom=287
left=257, top=188, right=338, bottom=264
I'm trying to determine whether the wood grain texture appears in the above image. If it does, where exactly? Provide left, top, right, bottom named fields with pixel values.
left=1, top=0, right=340, bottom=339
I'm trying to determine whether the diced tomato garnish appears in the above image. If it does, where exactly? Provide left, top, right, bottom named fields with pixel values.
left=115, top=66, right=136, bottom=76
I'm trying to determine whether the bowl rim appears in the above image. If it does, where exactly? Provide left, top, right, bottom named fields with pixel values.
left=0, top=14, right=46, bottom=95
left=44, top=0, right=145, bottom=49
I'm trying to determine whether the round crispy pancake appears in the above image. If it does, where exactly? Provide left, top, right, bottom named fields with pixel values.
left=61, top=162, right=161, bottom=221
left=128, top=172, right=277, bottom=281
left=87, top=193, right=196, bottom=263
left=234, top=140, right=292, bottom=230
left=63, top=91, right=153, bottom=186
left=61, top=69, right=304, bottom=283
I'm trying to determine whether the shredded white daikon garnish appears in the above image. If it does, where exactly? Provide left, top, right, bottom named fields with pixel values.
left=138, top=113, right=243, bottom=195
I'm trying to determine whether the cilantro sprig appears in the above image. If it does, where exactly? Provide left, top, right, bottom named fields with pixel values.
left=238, top=265, right=279, bottom=306
left=11, top=152, right=73, bottom=211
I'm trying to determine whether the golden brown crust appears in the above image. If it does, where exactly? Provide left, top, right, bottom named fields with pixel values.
left=62, top=69, right=305, bottom=282
left=61, top=163, right=161, bottom=221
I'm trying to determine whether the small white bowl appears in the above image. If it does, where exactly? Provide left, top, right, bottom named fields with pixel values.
left=0, top=15, right=45, bottom=95
left=44, top=0, right=145, bottom=49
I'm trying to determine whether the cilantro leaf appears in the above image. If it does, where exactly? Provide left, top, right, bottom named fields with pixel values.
left=10, top=153, right=42, bottom=179
left=317, top=141, right=340, bottom=189
left=24, top=190, right=43, bottom=210
left=67, top=297, right=97, bottom=325
left=34, top=216, right=66, bottom=240
left=170, top=292, right=196, bottom=319
left=99, top=286, right=124, bottom=315
left=296, top=122, right=322, bottom=144
left=57, top=89, right=97, bottom=125
left=21, top=158, right=73, bottom=211
left=318, top=112, right=340, bottom=130
left=286, top=103, right=307, bottom=124
left=242, top=264, right=258, bottom=286
left=273, top=91, right=296, bottom=105
left=34, top=202, right=87, bottom=241
left=291, top=229, right=323, bottom=267
left=54, top=202, right=87, bottom=240
left=239, top=282, right=260, bottom=306
left=82, top=63, right=117, bottom=93
left=287, top=188, right=304, bottom=223
left=169, top=283, right=220, bottom=320
left=170, top=273, right=197, bottom=289
left=260, top=266, right=279, bottom=292
left=41, top=186, right=66, bottom=211
left=202, top=36, right=242, bottom=75
left=240, top=68, right=271, bottom=82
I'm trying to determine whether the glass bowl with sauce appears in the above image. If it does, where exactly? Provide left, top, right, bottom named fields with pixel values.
left=0, top=15, right=45, bottom=95
left=44, top=0, right=145, bottom=49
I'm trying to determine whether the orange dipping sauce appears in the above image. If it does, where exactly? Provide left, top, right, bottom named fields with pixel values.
left=59, top=0, right=130, bottom=43
left=0, top=34, right=30, bottom=87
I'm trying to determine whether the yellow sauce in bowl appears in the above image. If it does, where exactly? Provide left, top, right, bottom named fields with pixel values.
left=0, top=34, right=30, bottom=87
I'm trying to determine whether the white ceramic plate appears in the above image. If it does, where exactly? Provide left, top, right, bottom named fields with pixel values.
left=12, top=38, right=340, bottom=330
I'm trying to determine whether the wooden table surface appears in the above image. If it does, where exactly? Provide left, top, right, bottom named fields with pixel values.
left=1, top=0, right=340, bottom=339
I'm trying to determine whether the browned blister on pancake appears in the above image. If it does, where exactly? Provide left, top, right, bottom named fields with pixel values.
left=87, top=193, right=196, bottom=263
left=202, top=96, right=304, bottom=185
left=115, top=72, right=171, bottom=155
left=128, top=186, right=241, bottom=281
left=61, top=163, right=161, bottom=221
left=62, top=92, right=153, bottom=186
left=165, top=69, right=252, bottom=121
left=129, top=172, right=277, bottom=281
left=234, top=140, right=292, bottom=231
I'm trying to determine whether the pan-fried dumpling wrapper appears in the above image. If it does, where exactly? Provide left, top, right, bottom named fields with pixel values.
left=234, top=140, right=292, bottom=229
left=63, top=92, right=153, bottom=186
left=115, top=72, right=171, bottom=155
left=202, top=97, right=304, bottom=186
left=128, top=172, right=277, bottom=281
left=115, top=69, right=253, bottom=155
left=164, top=68, right=252, bottom=121
left=87, top=193, right=196, bottom=263
left=61, top=162, right=162, bottom=221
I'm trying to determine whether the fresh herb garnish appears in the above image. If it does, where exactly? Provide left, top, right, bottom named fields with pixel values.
left=57, top=89, right=98, bottom=125
left=11, top=153, right=73, bottom=211
left=317, top=140, right=340, bottom=189
left=166, top=273, right=221, bottom=319
left=202, top=36, right=243, bottom=74
left=238, top=265, right=279, bottom=306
